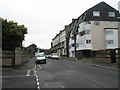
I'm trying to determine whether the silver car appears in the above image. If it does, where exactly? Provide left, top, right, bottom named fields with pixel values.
left=35, top=53, right=46, bottom=64
left=51, top=53, right=59, bottom=60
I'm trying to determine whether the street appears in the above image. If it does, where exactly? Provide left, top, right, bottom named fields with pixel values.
left=2, top=58, right=119, bottom=89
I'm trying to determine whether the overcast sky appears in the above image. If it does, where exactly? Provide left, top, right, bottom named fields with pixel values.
left=1, top=0, right=119, bottom=49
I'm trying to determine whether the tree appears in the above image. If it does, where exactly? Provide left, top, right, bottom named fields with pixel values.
left=2, top=18, right=28, bottom=51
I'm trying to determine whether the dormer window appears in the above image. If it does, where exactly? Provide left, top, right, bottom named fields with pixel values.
left=93, top=11, right=100, bottom=17
left=108, top=12, right=115, bottom=17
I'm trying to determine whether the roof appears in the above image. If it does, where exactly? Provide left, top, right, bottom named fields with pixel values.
left=52, top=29, right=65, bottom=41
left=52, top=1, right=120, bottom=39
left=83, top=1, right=119, bottom=21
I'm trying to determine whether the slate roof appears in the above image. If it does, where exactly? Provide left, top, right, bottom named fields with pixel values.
left=82, top=1, right=119, bottom=21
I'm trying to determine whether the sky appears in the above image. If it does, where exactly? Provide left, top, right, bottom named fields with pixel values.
left=0, top=0, right=119, bottom=49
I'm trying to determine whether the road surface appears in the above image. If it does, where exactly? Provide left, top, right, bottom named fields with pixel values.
left=2, top=58, right=119, bottom=89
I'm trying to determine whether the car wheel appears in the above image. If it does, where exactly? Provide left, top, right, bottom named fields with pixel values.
left=36, top=61, right=38, bottom=64
left=44, top=60, right=46, bottom=64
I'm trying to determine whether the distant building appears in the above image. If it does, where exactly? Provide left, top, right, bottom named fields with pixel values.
left=27, top=44, right=37, bottom=57
left=51, top=29, right=67, bottom=56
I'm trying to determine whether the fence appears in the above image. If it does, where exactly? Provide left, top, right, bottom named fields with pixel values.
left=1, top=47, right=32, bottom=67
left=2, top=51, right=15, bottom=67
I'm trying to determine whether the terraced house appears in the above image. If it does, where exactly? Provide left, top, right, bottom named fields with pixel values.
left=51, top=2, right=120, bottom=63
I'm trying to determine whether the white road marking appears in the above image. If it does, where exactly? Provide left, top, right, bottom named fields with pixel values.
left=38, top=86, right=40, bottom=89
left=35, top=64, right=42, bottom=70
left=36, top=76, right=41, bottom=89
left=34, top=70, right=37, bottom=76
left=26, top=70, right=31, bottom=76
left=31, top=64, right=37, bottom=71
left=34, top=68, right=41, bottom=89
left=37, top=82, right=40, bottom=85
left=36, top=78, right=39, bottom=82
left=38, top=65, right=41, bottom=69
left=31, top=64, right=41, bottom=70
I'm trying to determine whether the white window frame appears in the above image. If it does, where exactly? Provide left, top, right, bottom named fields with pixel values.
left=86, top=40, right=91, bottom=44
left=94, top=21, right=100, bottom=26
left=93, top=11, right=100, bottom=17
left=108, top=22, right=116, bottom=27
left=105, top=30, right=113, bottom=35
left=108, top=12, right=115, bottom=17
left=107, top=40, right=114, bottom=44
left=76, top=43, right=79, bottom=48
left=85, top=30, right=90, bottom=35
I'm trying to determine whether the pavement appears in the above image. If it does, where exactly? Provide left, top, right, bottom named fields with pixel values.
left=88, top=62, right=119, bottom=69
left=2, top=57, right=38, bottom=89
left=63, top=58, right=119, bottom=69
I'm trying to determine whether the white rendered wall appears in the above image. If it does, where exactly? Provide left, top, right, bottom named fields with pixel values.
left=105, top=29, right=118, bottom=49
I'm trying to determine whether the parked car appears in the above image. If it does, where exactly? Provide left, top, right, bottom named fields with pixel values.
left=35, top=53, right=46, bottom=64
left=51, top=53, right=59, bottom=60
left=46, top=54, right=52, bottom=58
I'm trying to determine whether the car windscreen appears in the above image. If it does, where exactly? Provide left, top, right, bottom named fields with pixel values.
left=37, top=54, right=45, bottom=57
left=52, top=53, right=58, bottom=55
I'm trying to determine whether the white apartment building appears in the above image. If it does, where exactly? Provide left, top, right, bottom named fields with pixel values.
left=68, top=2, right=119, bottom=58
left=52, top=29, right=66, bottom=56
left=52, top=1, right=119, bottom=61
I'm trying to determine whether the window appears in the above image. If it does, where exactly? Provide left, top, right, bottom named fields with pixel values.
left=105, top=30, right=113, bottom=35
left=107, top=40, right=114, bottom=44
left=85, top=30, right=90, bottom=35
left=86, top=40, right=91, bottom=44
left=76, top=35, right=79, bottom=39
left=72, top=51, right=75, bottom=57
left=84, top=21, right=91, bottom=24
left=108, top=22, right=116, bottom=27
left=69, top=45, right=71, bottom=49
left=94, top=21, right=100, bottom=26
left=72, top=36, right=75, bottom=39
left=76, top=43, right=79, bottom=48
left=108, top=12, right=115, bottom=17
left=71, top=43, right=75, bottom=47
left=93, top=11, right=100, bottom=17
left=80, top=31, right=85, bottom=36
left=37, top=54, right=45, bottom=57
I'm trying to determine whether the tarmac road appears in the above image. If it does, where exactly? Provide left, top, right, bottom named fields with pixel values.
left=38, top=58, right=119, bottom=89
left=1, top=57, right=119, bottom=90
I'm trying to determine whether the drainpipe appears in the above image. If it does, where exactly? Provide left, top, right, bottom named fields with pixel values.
left=74, top=34, right=76, bottom=58
left=59, top=33, right=60, bottom=57
left=66, top=36, right=69, bottom=57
